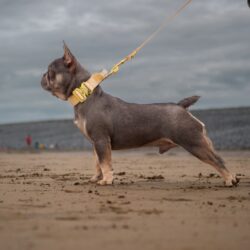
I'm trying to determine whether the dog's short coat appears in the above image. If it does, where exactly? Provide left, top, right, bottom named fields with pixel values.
left=41, top=44, right=239, bottom=186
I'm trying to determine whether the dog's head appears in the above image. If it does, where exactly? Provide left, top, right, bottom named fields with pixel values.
left=41, top=43, right=90, bottom=100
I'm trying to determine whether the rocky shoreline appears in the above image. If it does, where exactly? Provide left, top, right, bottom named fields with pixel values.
left=0, top=107, right=249, bottom=150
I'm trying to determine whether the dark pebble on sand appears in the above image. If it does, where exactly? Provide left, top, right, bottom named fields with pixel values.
left=219, top=204, right=226, bottom=207
left=117, top=172, right=126, bottom=176
left=236, top=173, right=245, bottom=176
left=118, top=195, right=125, bottom=199
left=147, top=175, right=164, bottom=180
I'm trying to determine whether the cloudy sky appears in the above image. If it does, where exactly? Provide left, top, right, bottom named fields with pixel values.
left=0, top=0, right=249, bottom=124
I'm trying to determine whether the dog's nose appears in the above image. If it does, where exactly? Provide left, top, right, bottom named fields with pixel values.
left=41, top=73, right=50, bottom=90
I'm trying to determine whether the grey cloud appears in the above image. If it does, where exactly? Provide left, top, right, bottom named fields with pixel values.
left=0, top=0, right=249, bottom=123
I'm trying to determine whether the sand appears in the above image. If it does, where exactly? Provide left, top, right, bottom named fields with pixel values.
left=0, top=150, right=250, bottom=250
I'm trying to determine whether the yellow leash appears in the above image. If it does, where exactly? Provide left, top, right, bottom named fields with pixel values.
left=106, top=0, right=192, bottom=78
left=68, top=0, right=192, bottom=106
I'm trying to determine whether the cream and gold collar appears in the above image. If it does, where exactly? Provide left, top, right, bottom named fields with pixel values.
left=68, top=69, right=108, bottom=106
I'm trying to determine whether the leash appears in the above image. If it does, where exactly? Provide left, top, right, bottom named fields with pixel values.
left=68, top=0, right=192, bottom=106
left=106, top=0, right=192, bottom=79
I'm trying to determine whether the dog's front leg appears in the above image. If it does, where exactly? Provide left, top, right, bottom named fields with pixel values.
left=94, top=140, right=113, bottom=185
left=89, top=148, right=103, bottom=183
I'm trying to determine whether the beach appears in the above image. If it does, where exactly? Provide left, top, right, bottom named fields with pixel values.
left=0, top=150, right=250, bottom=250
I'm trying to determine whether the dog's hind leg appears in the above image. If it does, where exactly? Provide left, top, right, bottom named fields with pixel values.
left=93, top=140, right=113, bottom=185
left=181, top=131, right=239, bottom=187
left=89, top=148, right=103, bottom=183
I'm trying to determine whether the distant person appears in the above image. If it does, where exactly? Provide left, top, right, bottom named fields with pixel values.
left=39, top=143, right=45, bottom=150
left=25, top=135, right=32, bottom=147
left=34, top=141, right=39, bottom=150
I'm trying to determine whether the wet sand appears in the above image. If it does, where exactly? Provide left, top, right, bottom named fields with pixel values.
left=0, top=150, right=250, bottom=250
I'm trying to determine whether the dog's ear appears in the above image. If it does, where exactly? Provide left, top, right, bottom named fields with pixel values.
left=63, top=41, right=77, bottom=72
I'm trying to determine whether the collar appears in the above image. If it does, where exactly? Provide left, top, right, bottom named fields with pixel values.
left=68, top=69, right=108, bottom=106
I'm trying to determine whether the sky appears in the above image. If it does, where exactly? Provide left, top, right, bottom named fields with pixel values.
left=0, top=0, right=249, bottom=124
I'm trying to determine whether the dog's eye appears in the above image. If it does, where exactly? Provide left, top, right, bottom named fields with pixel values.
left=48, top=70, right=55, bottom=80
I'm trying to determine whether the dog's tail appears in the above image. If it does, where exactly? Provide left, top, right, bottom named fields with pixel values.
left=178, top=95, right=200, bottom=109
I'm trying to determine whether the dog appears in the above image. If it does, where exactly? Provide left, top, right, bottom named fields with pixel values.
left=41, top=43, right=239, bottom=187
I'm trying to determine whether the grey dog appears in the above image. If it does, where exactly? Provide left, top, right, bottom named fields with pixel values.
left=41, top=43, right=239, bottom=187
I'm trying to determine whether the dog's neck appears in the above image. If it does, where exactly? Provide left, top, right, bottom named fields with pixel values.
left=73, top=83, right=103, bottom=120
left=67, top=64, right=108, bottom=106
left=66, top=63, right=91, bottom=98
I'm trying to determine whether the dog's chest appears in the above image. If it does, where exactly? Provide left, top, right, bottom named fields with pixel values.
left=74, top=117, right=91, bottom=141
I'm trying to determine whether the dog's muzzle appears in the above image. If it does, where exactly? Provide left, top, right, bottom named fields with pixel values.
left=41, top=73, right=51, bottom=91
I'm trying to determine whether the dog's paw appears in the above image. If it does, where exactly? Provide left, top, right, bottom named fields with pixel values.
left=97, top=171, right=114, bottom=185
left=224, top=175, right=240, bottom=187
left=89, top=174, right=103, bottom=183
left=97, top=179, right=114, bottom=186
